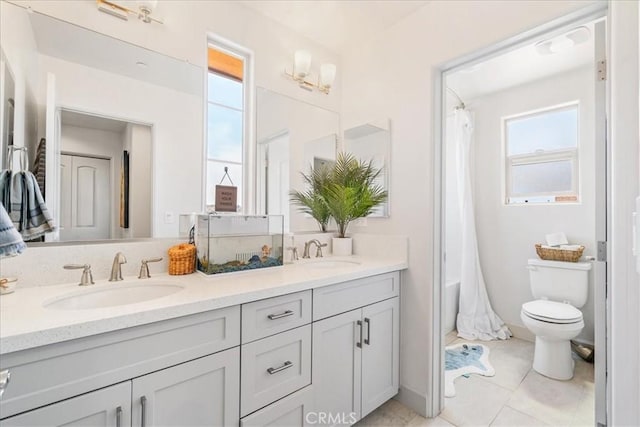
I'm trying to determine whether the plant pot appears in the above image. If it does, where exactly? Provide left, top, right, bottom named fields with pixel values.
left=332, top=237, right=353, bottom=256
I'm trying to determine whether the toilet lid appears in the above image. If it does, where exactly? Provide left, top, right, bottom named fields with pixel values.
left=522, top=300, right=583, bottom=324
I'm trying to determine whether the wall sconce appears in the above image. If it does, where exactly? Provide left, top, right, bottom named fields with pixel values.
left=285, top=50, right=336, bottom=95
left=97, top=0, right=163, bottom=24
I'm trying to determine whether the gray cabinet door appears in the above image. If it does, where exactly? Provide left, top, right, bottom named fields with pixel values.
left=1, top=382, right=131, bottom=427
left=311, top=309, right=362, bottom=425
left=361, top=297, right=400, bottom=417
left=131, top=347, right=240, bottom=427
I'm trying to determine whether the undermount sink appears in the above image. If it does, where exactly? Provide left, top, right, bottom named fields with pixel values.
left=44, top=281, right=184, bottom=310
left=302, top=259, right=361, bottom=269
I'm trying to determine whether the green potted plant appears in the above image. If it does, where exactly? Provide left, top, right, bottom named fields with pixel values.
left=289, top=163, right=332, bottom=232
left=323, top=152, right=387, bottom=255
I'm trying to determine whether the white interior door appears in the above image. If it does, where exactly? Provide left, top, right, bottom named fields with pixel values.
left=59, top=154, right=110, bottom=241
left=593, top=19, right=608, bottom=427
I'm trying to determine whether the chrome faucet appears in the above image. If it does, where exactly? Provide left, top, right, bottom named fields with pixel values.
left=109, top=252, right=127, bottom=281
left=302, top=239, right=327, bottom=258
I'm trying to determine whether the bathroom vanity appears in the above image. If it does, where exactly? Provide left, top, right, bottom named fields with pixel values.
left=0, top=257, right=405, bottom=427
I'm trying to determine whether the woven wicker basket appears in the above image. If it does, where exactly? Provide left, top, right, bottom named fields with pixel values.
left=168, top=243, right=196, bottom=275
left=535, top=244, right=585, bottom=262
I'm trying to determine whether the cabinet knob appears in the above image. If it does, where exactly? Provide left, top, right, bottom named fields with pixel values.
left=356, top=320, right=363, bottom=348
left=0, top=369, right=10, bottom=398
left=116, top=406, right=122, bottom=427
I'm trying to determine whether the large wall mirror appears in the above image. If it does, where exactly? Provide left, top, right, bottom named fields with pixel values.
left=256, top=88, right=339, bottom=233
left=0, top=1, right=203, bottom=244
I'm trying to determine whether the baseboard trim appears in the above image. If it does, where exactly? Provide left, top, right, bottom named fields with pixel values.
left=395, top=385, right=427, bottom=417
left=507, top=323, right=535, bottom=342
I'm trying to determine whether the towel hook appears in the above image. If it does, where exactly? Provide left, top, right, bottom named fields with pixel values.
left=6, top=146, right=28, bottom=172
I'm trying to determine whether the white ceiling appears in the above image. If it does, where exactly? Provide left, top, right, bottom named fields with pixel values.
left=240, top=0, right=429, bottom=54
left=446, top=22, right=596, bottom=103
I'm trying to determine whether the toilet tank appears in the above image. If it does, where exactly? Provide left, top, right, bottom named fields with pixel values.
left=527, top=259, right=592, bottom=308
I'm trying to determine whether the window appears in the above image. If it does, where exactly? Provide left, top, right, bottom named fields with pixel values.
left=206, top=45, right=245, bottom=211
left=504, top=104, right=579, bottom=204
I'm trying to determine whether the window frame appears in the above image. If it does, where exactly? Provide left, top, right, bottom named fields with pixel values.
left=503, top=102, right=580, bottom=205
left=204, top=35, right=254, bottom=214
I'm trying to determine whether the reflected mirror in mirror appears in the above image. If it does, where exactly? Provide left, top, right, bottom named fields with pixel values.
left=256, top=88, right=339, bottom=233
left=0, top=2, right=203, bottom=244
left=344, top=119, right=391, bottom=217
left=58, top=110, right=152, bottom=242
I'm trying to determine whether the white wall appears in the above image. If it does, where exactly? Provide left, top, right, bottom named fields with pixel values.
left=126, top=124, right=153, bottom=239
left=469, top=66, right=596, bottom=344
left=340, top=0, right=602, bottom=413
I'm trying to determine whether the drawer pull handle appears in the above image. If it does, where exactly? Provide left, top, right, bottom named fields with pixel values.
left=267, top=361, right=293, bottom=374
left=364, top=317, right=371, bottom=345
left=356, top=320, right=363, bottom=348
left=116, top=406, right=122, bottom=427
left=268, top=310, right=294, bottom=320
left=141, top=396, right=147, bottom=427
left=0, top=369, right=10, bottom=398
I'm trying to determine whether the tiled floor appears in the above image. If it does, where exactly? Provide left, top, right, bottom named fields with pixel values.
left=357, top=331, right=595, bottom=427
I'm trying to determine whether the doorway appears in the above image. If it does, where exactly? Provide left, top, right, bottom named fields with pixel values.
left=433, top=7, right=608, bottom=426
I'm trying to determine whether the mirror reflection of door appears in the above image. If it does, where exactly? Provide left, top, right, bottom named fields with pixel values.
left=258, top=131, right=290, bottom=232
left=59, top=154, right=110, bottom=241
left=58, top=110, right=153, bottom=242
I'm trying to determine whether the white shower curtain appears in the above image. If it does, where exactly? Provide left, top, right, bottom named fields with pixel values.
left=454, top=108, right=511, bottom=341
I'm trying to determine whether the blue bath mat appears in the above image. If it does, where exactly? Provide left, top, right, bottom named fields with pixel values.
left=445, top=342, right=494, bottom=397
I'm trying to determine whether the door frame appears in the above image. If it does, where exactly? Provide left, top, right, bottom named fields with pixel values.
left=430, top=2, right=609, bottom=420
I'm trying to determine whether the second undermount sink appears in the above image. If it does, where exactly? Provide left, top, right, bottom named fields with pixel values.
left=302, top=259, right=362, bottom=269
left=43, top=281, right=184, bottom=310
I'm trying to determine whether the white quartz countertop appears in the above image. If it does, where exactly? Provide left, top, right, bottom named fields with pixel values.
left=0, top=256, right=407, bottom=354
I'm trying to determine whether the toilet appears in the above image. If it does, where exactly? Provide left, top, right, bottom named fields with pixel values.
left=521, top=258, right=591, bottom=380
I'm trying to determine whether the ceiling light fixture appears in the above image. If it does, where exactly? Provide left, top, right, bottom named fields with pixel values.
left=285, top=50, right=336, bottom=95
left=535, top=26, right=590, bottom=55
left=96, top=0, right=163, bottom=24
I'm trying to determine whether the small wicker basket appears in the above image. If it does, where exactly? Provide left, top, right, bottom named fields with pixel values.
left=535, top=244, right=585, bottom=263
left=168, top=243, right=196, bottom=275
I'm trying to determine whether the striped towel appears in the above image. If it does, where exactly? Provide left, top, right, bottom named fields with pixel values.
left=8, top=171, right=55, bottom=240
left=0, top=203, right=26, bottom=257
left=32, top=138, right=46, bottom=197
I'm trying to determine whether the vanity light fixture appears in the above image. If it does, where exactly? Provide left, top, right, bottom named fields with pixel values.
left=96, top=0, right=163, bottom=24
left=285, top=50, right=336, bottom=95
left=535, top=26, right=590, bottom=55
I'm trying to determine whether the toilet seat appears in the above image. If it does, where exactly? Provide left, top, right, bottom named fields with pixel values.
left=522, top=300, right=583, bottom=324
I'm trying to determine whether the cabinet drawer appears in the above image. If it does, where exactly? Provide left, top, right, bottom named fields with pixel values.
left=240, top=385, right=314, bottom=427
left=313, top=272, right=399, bottom=320
left=242, top=290, right=311, bottom=343
left=0, top=306, right=240, bottom=419
left=241, top=325, right=311, bottom=417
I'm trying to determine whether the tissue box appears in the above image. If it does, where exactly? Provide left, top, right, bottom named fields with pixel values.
left=195, top=215, right=284, bottom=275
